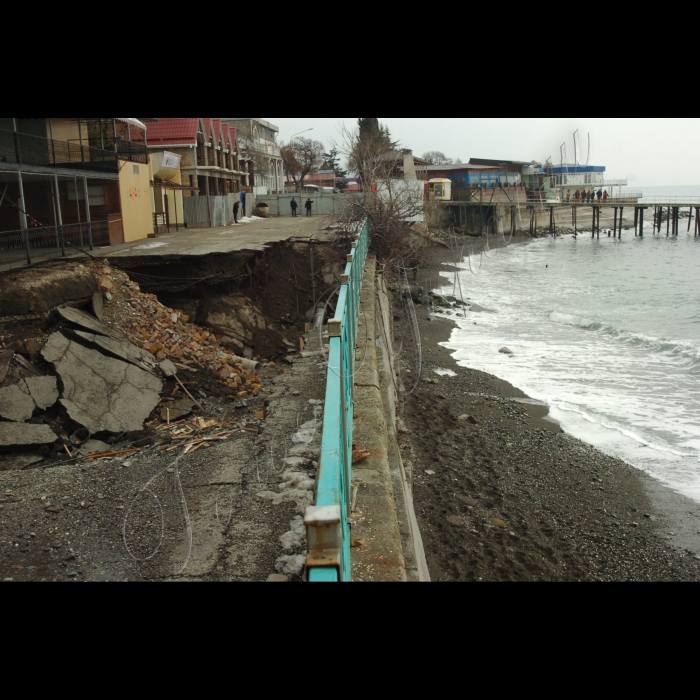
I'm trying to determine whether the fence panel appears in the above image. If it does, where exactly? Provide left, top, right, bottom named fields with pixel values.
left=0, top=220, right=107, bottom=269
left=306, top=219, right=370, bottom=583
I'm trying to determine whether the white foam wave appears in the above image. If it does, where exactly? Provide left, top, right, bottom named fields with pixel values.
left=549, top=312, right=700, bottom=369
left=549, top=400, right=695, bottom=460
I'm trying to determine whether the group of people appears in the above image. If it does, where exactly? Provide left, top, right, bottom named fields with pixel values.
left=290, top=198, right=314, bottom=218
left=566, top=189, right=608, bottom=204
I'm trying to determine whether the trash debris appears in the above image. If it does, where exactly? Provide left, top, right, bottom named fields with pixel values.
left=352, top=446, right=371, bottom=464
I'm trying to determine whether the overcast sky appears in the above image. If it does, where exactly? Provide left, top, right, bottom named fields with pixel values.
left=268, top=118, right=700, bottom=187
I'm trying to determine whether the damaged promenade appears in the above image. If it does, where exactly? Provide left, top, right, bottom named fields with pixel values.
left=0, top=217, right=351, bottom=582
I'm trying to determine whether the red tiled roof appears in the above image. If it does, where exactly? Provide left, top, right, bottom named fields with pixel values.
left=140, top=118, right=201, bottom=146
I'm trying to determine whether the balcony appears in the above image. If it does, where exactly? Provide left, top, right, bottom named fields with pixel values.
left=0, top=129, right=148, bottom=174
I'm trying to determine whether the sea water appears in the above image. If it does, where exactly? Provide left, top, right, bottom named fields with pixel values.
left=439, top=185, right=700, bottom=502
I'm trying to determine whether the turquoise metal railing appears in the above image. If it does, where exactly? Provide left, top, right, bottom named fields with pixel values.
left=305, top=219, right=370, bottom=583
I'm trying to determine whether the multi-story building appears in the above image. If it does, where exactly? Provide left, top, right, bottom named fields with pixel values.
left=0, top=117, right=152, bottom=255
left=133, top=118, right=252, bottom=231
left=220, top=118, right=284, bottom=196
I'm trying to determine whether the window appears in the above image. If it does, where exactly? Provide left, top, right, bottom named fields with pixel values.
left=453, top=178, right=467, bottom=188
left=67, top=184, right=107, bottom=207
left=133, top=165, right=140, bottom=175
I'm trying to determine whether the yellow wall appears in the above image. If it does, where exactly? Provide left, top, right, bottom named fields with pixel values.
left=119, top=159, right=154, bottom=242
left=49, top=118, right=88, bottom=144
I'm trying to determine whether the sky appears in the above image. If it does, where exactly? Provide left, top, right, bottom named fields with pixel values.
left=268, top=118, right=700, bottom=187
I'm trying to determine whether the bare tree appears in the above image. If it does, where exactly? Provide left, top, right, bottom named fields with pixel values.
left=422, top=151, right=453, bottom=165
left=280, top=137, right=325, bottom=192
left=331, top=123, right=427, bottom=272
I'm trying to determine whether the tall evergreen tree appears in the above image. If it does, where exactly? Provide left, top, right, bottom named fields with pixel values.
left=358, top=118, right=381, bottom=139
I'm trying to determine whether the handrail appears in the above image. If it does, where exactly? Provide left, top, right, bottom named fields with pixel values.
left=0, top=129, right=148, bottom=171
left=306, top=219, right=370, bottom=583
left=639, top=197, right=700, bottom=205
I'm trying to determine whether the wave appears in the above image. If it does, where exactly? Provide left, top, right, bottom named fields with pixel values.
left=547, top=400, right=697, bottom=460
left=549, top=312, right=700, bottom=370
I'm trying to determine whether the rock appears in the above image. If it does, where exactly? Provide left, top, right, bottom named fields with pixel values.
left=491, top=518, right=507, bottom=528
left=458, top=415, right=478, bottom=425
left=45, top=506, right=61, bottom=513
left=57, top=307, right=127, bottom=342
left=159, top=360, right=178, bottom=377
left=267, top=574, right=290, bottom=583
left=0, top=453, right=43, bottom=471
left=425, top=470, right=436, bottom=476
left=23, top=376, right=59, bottom=411
left=161, top=399, right=196, bottom=422
left=446, top=516, right=466, bottom=527
left=499, top=347, right=513, bottom=355
left=42, top=333, right=163, bottom=434
left=0, top=383, right=36, bottom=422
left=92, top=292, right=104, bottom=321
left=0, top=423, right=57, bottom=448
left=0, top=349, right=13, bottom=384
left=78, top=440, right=112, bottom=457
left=74, top=331, right=156, bottom=373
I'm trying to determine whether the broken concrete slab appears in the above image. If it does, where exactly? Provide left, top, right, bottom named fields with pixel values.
left=0, top=350, right=13, bottom=384
left=160, top=399, right=195, bottom=422
left=0, top=423, right=57, bottom=448
left=92, top=292, right=104, bottom=321
left=42, top=332, right=163, bottom=434
left=0, top=453, right=44, bottom=471
left=159, top=360, right=178, bottom=377
left=74, top=331, right=157, bottom=373
left=23, top=376, right=59, bottom=411
left=0, top=383, right=36, bottom=422
left=78, top=439, right=112, bottom=457
left=57, top=307, right=127, bottom=342
left=14, top=355, right=43, bottom=377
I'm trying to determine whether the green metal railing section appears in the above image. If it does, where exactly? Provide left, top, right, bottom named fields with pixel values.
left=305, top=219, right=370, bottom=583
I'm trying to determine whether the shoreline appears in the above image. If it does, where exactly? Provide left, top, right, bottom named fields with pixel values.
left=394, top=235, right=700, bottom=581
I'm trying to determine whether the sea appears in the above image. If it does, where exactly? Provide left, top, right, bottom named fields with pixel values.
left=438, top=185, right=700, bottom=503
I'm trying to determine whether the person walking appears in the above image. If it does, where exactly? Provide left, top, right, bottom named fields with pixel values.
left=597, top=189, right=603, bottom=203
left=233, top=200, right=240, bottom=224
left=574, top=190, right=581, bottom=203
left=290, top=198, right=298, bottom=218
left=566, top=189, right=571, bottom=203
left=305, top=198, right=314, bottom=217
left=603, top=190, right=609, bottom=203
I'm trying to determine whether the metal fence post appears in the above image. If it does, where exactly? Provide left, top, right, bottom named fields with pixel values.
left=17, top=170, right=31, bottom=266
left=54, top=174, right=65, bottom=257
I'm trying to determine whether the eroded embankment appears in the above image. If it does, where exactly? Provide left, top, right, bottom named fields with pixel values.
left=0, top=240, right=346, bottom=582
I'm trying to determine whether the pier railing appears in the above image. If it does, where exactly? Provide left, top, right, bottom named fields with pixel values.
left=639, top=197, right=700, bottom=205
left=305, top=218, right=370, bottom=583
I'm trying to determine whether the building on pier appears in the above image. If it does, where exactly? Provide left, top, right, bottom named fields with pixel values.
left=551, top=164, right=628, bottom=200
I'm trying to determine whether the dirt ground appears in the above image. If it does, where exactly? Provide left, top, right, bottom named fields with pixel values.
left=395, top=238, right=700, bottom=582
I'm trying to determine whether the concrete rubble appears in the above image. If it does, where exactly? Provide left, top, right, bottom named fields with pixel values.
left=23, top=376, right=58, bottom=411
left=41, top=332, right=163, bottom=434
left=0, top=423, right=57, bottom=448
left=0, top=383, right=36, bottom=422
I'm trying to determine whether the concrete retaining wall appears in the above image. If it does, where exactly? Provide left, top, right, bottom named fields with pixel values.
left=351, top=258, right=430, bottom=582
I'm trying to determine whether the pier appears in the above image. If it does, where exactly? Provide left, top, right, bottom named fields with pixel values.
left=450, top=194, right=700, bottom=240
